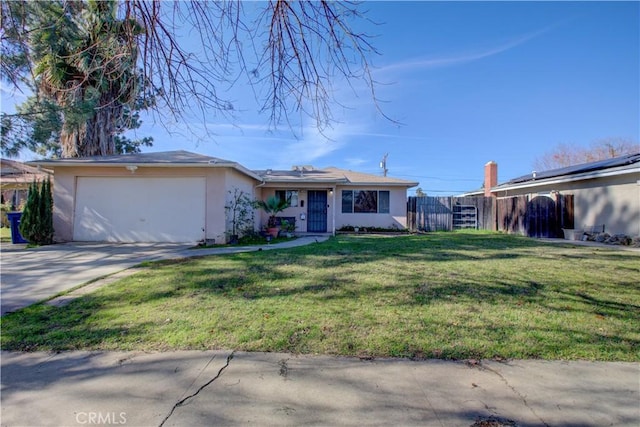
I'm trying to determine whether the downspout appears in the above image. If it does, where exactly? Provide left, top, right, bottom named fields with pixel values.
left=254, top=180, right=267, bottom=231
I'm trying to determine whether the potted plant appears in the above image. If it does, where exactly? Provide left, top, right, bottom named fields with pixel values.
left=280, top=219, right=295, bottom=238
left=255, top=195, right=290, bottom=238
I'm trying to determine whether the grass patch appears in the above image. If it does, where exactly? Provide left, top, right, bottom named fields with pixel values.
left=0, top=226, right=11, bottom=243
left=191, top=235, right=296, bottom=249
left=2, top=231, right=639, bottom=361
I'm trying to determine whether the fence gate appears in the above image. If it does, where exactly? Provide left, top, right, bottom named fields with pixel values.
left=526, top=195, right=557, bottom=238
left=408, top=194, right=572, bottom=237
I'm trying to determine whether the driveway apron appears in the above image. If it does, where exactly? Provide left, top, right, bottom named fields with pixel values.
left=0, top=243, right=191, bottom=315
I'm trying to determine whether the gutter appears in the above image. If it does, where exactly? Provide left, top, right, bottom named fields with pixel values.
left=27, top=160, right=263, bottom=181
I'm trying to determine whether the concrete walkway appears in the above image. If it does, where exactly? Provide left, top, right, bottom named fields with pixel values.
left=1, top=350, right=638, bottom=426
left=0, top=236, right=329, bottom=315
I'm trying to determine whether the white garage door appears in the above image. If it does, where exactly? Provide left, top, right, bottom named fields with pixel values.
left=74, top=177, right=206, bottom=243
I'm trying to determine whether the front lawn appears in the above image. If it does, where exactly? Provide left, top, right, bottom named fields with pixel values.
left=0, top=226, right=11, bottom=243
left=2, top=232, right=639, bottom=361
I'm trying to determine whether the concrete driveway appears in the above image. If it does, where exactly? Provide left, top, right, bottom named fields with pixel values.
left=1, top=236, right=329, bottom=316
left=0, top=242, right=191, bottom=315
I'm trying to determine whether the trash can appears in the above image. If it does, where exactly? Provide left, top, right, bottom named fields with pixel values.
left=7, top=212, right=28, bottom=244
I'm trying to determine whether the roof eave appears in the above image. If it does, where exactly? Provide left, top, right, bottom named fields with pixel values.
left=491, top=165, right=640, bottom=193
left=28, top=160, right=262, bottom=181
left=345, top=181, right=419, bottom=188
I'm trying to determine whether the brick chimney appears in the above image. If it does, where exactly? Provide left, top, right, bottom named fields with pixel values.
left=484, top=161, right=497, bottom=197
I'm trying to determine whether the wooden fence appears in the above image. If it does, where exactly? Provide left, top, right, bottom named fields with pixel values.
left=407, top=196, right=496, bottom=232
left=408, top=194, right=574, bottom=238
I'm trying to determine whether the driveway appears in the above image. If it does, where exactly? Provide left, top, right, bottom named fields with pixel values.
left=1, top=236, right=329, bottom=316
left=0, top=242, right=192, bottom=315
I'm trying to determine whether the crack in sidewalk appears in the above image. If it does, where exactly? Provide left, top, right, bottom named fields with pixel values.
left=158, top=351, right=235, bottom=427
left=470, top=361, right=550, bottom=427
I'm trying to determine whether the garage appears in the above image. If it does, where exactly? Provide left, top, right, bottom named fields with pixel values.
left=73, top=177, right=206, bottom=243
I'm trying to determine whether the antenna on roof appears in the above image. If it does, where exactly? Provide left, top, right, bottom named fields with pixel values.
left=380, top=153, right=388, bottom=177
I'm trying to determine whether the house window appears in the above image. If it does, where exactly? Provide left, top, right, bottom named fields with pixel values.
left=341, top=190, right=391, bottom=213
left=276, top=190, right=298, bottom=207
left=354, top=190, right=377, bottom=213
left=379, top=191, right=390, bottom=213
left=341, top=190, right=353, bottom=213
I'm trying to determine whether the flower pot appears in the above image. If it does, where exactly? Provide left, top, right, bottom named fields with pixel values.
left=267, top=227, right=279, bottom=238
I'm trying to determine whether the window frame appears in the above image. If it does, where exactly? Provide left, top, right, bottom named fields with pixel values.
left=341, top=189, right=391, bottom=214
left=275, top=190, right=299, bottom=207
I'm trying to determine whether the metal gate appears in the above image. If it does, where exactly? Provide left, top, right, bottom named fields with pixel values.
left=452, top=205, right=477, bottom=229
left=307, top=190, right=327, bottom=232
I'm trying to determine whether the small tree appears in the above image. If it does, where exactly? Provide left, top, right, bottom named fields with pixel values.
left=40, top=177, right=54, bottom=244
left=225, top=188, right=255, bottom=243
left=255, top=195, right=290, bottom=228
left=19, top=177, right=53, bottom=245
left=19, top=180, right=39, bottom=243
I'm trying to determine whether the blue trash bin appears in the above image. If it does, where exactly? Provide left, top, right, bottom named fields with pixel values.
left=7, top=212, right=28, bottom=244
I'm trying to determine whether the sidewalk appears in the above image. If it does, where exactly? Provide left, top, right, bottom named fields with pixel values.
left=44, top=236, right=330, bottom=309
left=1, top=350, right=638, bottom=426
left=537, top=238, right=640, bottom=252
left=1, top=236, right=330, bottom=315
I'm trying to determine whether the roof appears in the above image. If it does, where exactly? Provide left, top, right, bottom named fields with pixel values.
left=28, top=150, right=261, bottom=180
left=255, top=166, right=418, bottom=187
left=27, top=151, right=419, bottom=188
left=504, top=153, right=640, bottom=185
left=1, top=158, right=51, bottom=188
left=492, top=152, right=640, bottom=192
left=30, top=150, right=235, bottom=166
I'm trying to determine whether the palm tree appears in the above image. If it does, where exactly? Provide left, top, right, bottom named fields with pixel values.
left=255, top=195, right=290, bottom=228
left=29, top=0, right=142, bottom=157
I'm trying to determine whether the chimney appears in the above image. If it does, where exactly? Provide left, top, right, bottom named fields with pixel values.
left=484, top=161, right=497, bottom=197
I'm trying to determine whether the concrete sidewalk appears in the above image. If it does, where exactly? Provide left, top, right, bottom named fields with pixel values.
left=1, top=350, right=638, bottom=426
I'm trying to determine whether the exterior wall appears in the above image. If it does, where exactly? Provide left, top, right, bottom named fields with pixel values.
left=257, top=185, right=410, bottom=233
left=50, top=166, right=255, bottom=243
left=493, top=173, right=640, bottom=237
left=335, top=185, right=409, bottom=230
left=257, top=187, right=330, bottom=233
left=222, top=169, right=260, bottom=242
left=51, top=165, right=413, bottom=242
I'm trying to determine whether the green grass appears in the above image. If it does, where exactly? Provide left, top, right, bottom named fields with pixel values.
left=0, top=226, right=11, bottom=243
left=2, top=231, right=639, bottom=361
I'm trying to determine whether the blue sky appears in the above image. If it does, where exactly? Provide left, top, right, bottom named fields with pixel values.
left=3, top=1, right=639, bottom=195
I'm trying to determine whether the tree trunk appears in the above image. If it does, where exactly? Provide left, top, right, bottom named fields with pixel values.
left=60, top=98, right=118, bottom=158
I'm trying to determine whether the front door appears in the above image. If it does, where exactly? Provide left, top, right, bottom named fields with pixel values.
left=307, top=190, right=327, bottom=232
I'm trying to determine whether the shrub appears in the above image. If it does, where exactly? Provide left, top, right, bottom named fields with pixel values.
left=19, top=178, right=54, bottom=245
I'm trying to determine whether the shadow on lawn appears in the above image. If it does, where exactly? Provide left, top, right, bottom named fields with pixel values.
left=2, top=233, right=638, bottom=356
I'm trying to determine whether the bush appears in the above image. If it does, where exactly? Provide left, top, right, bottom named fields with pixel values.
left=19, top=178, right=54, bottom=245
left=1, top=203, right=11, bottom=228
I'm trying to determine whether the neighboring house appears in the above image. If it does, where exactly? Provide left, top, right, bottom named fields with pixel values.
left=31, top=150, right=417, bottom=243
left=1, top=158, right=50, bottom=209
left=482, top=153, right=640, bottom=237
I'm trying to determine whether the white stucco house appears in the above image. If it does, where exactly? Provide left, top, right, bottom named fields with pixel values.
left=31, top=150, right=418, bottom=243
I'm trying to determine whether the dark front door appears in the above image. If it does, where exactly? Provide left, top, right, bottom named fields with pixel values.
left=307, top=190, right=327, bottom=232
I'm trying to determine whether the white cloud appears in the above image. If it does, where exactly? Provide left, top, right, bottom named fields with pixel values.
left=377, top=25, right=554, bottom=75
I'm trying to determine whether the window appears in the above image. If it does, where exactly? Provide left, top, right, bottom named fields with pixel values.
left=275, top=190, right=298, bottom=207
left=341, top=190, right=353, bottom=213
left=354, top=190, right=377, bottom=213
left=341, top=190, right=391, bottom=214
left=379, top=191, right=390, bottom=213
